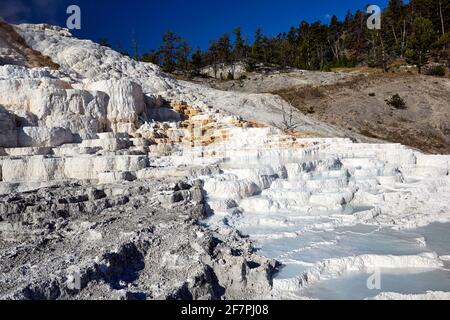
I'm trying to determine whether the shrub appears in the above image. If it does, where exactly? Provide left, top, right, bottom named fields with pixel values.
left=239, top=74, right=247, bottom=80
left=368, top=60, right=377, bottom=68
left=385, top=94, right=407, bottom=109
left=322, top=64, right=332, bottom=72
left=306, top=106, right=315, bottom=114
left=246, top=60, right=257, bottom=72
left=430, top=65, right=446, bottom=77
left=227, top=71, right=234, bottom=80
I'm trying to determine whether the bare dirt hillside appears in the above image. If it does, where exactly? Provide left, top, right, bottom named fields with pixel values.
left=189, top=69, right=357, bottom=93
left=193, top=68, right=450, bottom=154
left=276, top=73, right=450, bottom=154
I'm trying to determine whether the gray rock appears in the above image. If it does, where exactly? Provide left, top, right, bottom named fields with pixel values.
left=0, top=106, right=17, bottom=148
left=0, top=180, right=277, bottom=300
left=17, top=127, right=73, bottom=148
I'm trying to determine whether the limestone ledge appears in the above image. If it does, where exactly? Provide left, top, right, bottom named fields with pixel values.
left=0, top=154, right=148, bottom=183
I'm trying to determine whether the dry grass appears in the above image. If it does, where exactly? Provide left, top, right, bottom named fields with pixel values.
left=284, top=130, right=320, bottom=138
left=245, top=120, right=269, bottom=128
left=274, top=72, right=450, bottom=154
left=331, top=66, right=384, bottom=75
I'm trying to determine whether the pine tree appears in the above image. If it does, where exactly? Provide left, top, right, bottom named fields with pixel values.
left=191, top=48, right=203, bottom=72
left=144, top=0, right=449, bottom=75
left=216, top=33, right=232, bottom=63
left=233, top=27, right=246, bottom=61
left=98, top=38, right=111, bottom=48
left=251, top=27, right=265, bottom=62
left=176, top=39, right=191, bottom=71
left=406, top=17, right=437, bottom=72
left=131, top=31, right=140, bottom=61
left=159, top=31, right=180, bottom=73
left=142, top=49, right=159, bottom=65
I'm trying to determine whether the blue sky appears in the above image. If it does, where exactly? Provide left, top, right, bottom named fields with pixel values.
left=1, top=0, right=391, bottom=54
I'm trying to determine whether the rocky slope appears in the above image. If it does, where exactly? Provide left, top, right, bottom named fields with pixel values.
left=192, top=63, right=450, bottom=154
left=0, top=178, right=277, bottom=300
left=276, top=73, right=450, bottom=154
left=192, top=67, right=356, bottom=93
left=0, top=20, right=59, bottom=69
left=0, top=22, right=285, bottom=300
left=1, top=22, right=450, bottom=300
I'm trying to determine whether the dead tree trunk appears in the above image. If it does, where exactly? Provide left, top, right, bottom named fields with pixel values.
left=400, top=20, right=407, bottom=59
left=439, top=0, right=445, bottom=35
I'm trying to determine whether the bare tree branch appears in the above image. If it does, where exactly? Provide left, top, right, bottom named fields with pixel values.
left=271, top=97, right=302, bottom=131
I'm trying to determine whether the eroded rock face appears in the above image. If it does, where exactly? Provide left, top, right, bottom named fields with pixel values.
left=15, top=23, right=174, bottom=92
left=0, top=180, right=276, bottom=300
left=36, top=89, right=109, bottom=139
left=0, top=154, right=149, bottom=183
left=85, top=80, right=146, bottom=133
left=0, top=76, right=110, bottom=140
left=0, top=66, right=158, bottom=142
left=0, top=78, right=68, bottom=112
left=17, top=127, right=73, bottom=148
left=0, top=106, right=17, bottom=147
left=0, top=21, right=59, bottom=69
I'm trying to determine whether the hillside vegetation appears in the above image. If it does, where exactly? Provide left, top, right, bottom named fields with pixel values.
left=132, top=0, right=449, bottom=77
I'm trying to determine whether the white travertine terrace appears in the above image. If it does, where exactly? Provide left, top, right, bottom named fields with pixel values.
left=1, top=23, right=450, bottom=300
